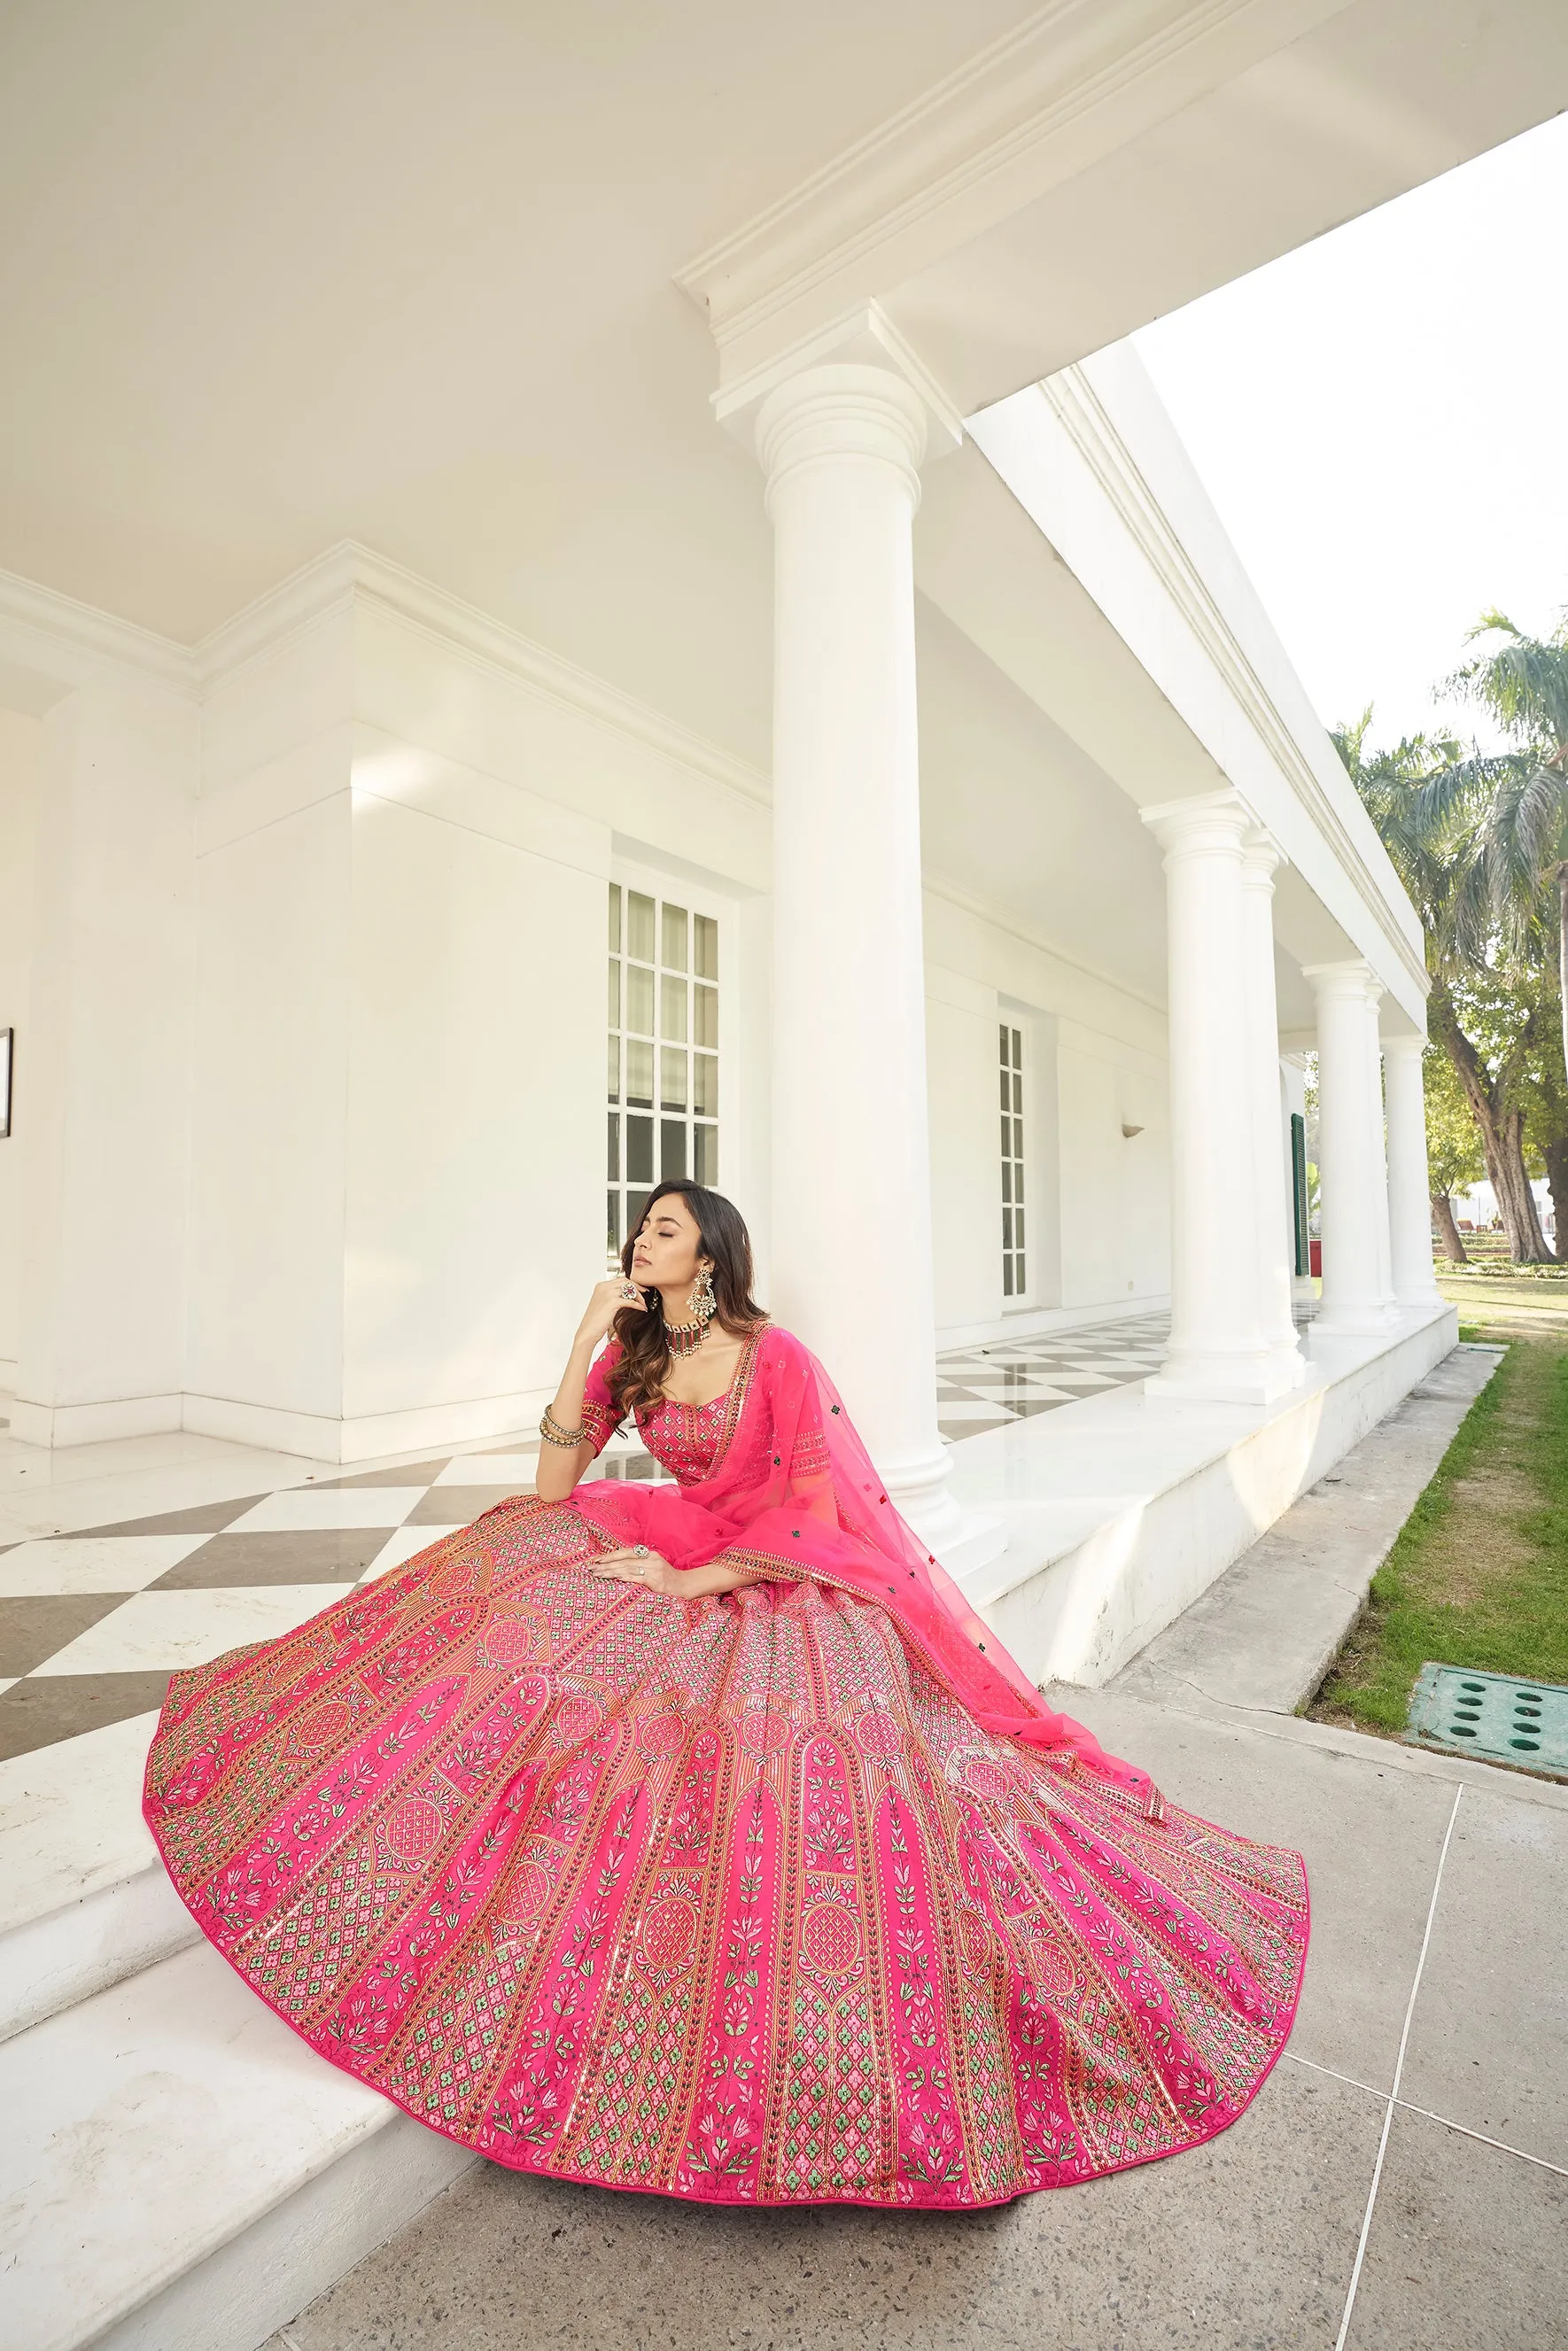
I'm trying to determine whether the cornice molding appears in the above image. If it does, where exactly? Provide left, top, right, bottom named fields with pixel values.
left=676, top=0, right=1332, bottom=360
left=0, top=563, right=195, bottom=694
left=197, top=543, right=772, bottom=809
left=0, top=542, right=769, bottom=810
left=1038, top=368, right=1430, bottom=1002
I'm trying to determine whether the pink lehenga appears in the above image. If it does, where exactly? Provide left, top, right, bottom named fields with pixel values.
left=144, top=1324, right=1308, bottom=2208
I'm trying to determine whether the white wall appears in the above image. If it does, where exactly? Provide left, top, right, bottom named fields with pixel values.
left=184, top=591, right=774, bottom=1460
left=0, top=709, right=42, bottom=1379
left=922, top=888, right=1169, bottom=1341
left=0, top=555, right=1180, bottom=1455
left=343, top=772, right=604, bottom=1435
left=12, top=679, right=198, bottom=1443
left=927, top=966, right=1004, bottom=1333
left=186, top=752, right=353, bottom=1432
left=1056, top=1024, right=1168, bottom=1309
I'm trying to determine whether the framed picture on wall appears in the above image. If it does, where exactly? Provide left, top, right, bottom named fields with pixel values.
left=0, top=1028, right=11, bottom=1137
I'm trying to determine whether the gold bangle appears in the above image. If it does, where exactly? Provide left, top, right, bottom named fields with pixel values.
left=539, top=1408, right=587, bottom=1448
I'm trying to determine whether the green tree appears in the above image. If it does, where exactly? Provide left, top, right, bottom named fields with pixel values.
left=1452, top=611, right=1568, bottom=1090
left=1440, top=959, right=1565, bottom=1258
left=1493, top=958, right=1568, bottom=1255
left=1423, top=1045, right=1484, bottom=1262
left=1332, top=711, right=1551, bottom=1261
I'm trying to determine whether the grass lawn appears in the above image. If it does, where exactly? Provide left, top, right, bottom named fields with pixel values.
left=1311, top=1262, right=1568, bottom=1735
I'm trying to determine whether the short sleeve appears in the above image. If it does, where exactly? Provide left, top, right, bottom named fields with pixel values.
left=579, top=1342, right=626, bottom=1455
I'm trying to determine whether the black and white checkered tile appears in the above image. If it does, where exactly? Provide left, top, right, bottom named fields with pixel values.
left=0, top=1319, right=1168, bottom=1766
left=935, top=1311, right=1170, bottom=1441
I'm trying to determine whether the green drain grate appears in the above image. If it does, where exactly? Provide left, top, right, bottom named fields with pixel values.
left=1406, top=1663, right=1568, bottom=1778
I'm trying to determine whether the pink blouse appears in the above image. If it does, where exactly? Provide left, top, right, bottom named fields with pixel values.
left=578, top=1332, right=771, bottom=1489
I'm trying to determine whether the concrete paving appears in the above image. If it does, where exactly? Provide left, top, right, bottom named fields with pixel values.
left=260, top=1343, right=1567, bottom=2351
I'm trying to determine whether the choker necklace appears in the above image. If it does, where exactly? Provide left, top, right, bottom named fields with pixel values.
left=664, top=1319, right=709, bottom=1360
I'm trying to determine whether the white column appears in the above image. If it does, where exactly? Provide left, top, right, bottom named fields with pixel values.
left=1366, top=1003, right=1397, bottom=1311
left=1141, top=791, right=1283, bottom=1403
left=756, top=361, right=997, bottom=1567
left=1240, top=834, right=1305, bottom=1392
left=1384, top=1033, right=1441, bottom=1305
left=1304, top=961, right=1396, bottom=1336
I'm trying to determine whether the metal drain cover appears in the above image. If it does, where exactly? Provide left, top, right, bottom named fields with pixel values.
left=1406, top=1664, right=1568, bottom=1777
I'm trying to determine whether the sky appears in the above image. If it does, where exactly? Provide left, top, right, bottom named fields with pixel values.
left=1133, top=109, right=1568, bottom=757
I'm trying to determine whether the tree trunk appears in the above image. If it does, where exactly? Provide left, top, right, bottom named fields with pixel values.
left=1428, top=987, right=1551, bottom=1262
left=1545, top=1134, right=1568, bottom=1264
left=1496, top=1106, right=1549, bottom=1260
left=1431, top=1193, right=1469, bottom=1263
left=1558, top=861, right=1568, bottom=1105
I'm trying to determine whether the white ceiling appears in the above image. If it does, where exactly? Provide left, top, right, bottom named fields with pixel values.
left=0, top=1, right=1036, bottom=759
left=2, top=2, right=1564, bottom=1014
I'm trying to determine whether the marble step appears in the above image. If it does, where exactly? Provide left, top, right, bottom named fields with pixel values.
left=0, top=1712, right=198, bottom=2043
left=0, top=1937, right=474, bottom=2351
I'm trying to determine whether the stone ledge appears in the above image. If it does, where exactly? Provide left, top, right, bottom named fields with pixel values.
left=1114, top=1340, right=1502, bottom=1717
left=948, top=1302, right=1460, bottom=1688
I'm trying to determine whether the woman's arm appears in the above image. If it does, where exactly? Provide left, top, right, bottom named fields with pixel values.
left=587, top=1547, right=789, bottom=1597
left=534, top=1280, right=642, bottom=1502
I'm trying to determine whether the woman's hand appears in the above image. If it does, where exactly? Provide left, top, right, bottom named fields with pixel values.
left=586, top=1547, right=780, bottom=1600
left=574, top=1276, right=648, bottom=1351
left=587, top=1545, right=682, bottom=1595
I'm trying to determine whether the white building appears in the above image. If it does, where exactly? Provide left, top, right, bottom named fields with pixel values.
left=6, top=13, right=1568, bottom=2347
left=4, top=7, right=1565, bottom=1700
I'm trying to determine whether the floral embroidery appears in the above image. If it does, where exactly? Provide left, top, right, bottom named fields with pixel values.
left=144, top=1338, right=1308, bottom=2212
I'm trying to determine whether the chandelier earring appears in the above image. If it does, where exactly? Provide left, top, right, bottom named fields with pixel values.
left=687, top=1259, right=717, bottom=1328
left=664, top=1261, right=716, bottom=1360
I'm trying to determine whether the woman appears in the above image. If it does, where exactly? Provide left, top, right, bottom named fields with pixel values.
left=144, top=1182, right=1308, bottom=2208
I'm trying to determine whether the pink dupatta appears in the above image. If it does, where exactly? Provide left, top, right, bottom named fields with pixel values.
left=571, top=1325, right=1160, bottom=1818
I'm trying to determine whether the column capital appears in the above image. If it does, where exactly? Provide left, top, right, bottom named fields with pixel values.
left=1302, top=957, right=1381, bottom=1006
left=1240, top=826, right=1286, bottom=885
left=716, top=298, right=964, bottom=457
left=1139, top=787, right=1255, bottom=859
left=755, top=362, right=933, bottom=516
left=1381, top=1030, right=1427, bottom=1065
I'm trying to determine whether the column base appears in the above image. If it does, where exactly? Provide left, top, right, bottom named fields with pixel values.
left=1308, top=1303, right=1404, bottom=1342
left=881, top=1443, right=1008, bottom=1576
left=1145, top=1345, right=1305, bottom=1406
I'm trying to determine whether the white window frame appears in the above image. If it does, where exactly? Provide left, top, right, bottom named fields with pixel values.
left=999, top=1017, right=1029, bottom=1303
left=606, top=864, right=727, bottom=1263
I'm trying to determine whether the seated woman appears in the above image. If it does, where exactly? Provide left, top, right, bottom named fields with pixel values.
left=144, top=1179, right=1308, bottom=2208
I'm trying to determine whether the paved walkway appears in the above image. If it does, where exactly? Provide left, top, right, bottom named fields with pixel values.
left=258, top=1345, right=1568, bottom=2351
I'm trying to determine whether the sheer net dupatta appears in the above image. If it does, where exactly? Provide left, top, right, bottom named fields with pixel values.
left=572, top=1327, right=1161, bottom=1820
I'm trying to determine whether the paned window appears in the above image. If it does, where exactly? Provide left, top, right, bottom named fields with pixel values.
left=607, top=883, right=718, bottom=1260
left=1000, top=1022, right=1026, bottom=1298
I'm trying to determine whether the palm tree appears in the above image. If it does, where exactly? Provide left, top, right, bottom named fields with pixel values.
left=1334, top=712, right=1553, bottom=1262
left=1452, top=612, right=1568, bottom=1084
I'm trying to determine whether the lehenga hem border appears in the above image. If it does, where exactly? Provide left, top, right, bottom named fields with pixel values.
left=139, top=1748, right=1311, bottom=2212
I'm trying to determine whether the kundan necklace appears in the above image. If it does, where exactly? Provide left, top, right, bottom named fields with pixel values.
left=664, top=1319, right=709, bottom=1360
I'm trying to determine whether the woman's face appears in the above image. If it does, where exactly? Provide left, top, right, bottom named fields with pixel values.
left=630, top=1192, right=707, bottom=1296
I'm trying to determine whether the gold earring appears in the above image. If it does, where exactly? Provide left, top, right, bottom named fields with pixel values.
left=688, top=1261, right=716, bottom=1326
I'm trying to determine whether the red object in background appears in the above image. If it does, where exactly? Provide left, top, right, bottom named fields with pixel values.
left=1308, top=1239, right=1323, bottom=1277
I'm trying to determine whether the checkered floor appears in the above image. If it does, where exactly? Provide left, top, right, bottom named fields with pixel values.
left=935, top=1311, right=1170, bottom=1440
left=0, top=1317, right=1169, bottom=1766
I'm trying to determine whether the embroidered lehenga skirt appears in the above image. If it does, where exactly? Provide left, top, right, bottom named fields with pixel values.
left=144, top=1481, right=1309, bottom=2207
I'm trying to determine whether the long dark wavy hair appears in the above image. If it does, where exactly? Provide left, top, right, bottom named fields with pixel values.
left=607, top=1181, right=768, bottom=1418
